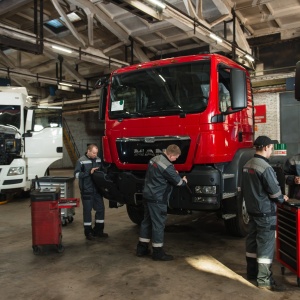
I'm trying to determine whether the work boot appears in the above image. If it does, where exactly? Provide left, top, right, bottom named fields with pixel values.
left=152, top=247, right=174, bottom=261
left=258, top=283, right=287, bottom=292
left=136, top=242, right=150, bottom=257
left=93, top=223, right=109, bottom=238
left=84, top=226, right=96, bottom=241
left=85, top=232, right=96, bottom=241
left=246, top=257, right=258, bottom=280
left=95, top=231, right=109, bottom=238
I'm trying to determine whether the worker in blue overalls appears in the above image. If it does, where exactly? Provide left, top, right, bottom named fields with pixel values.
left=74, top=144, right=108, bottom=241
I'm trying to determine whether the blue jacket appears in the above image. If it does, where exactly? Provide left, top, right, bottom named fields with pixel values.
left=74, top=153, right=102, bottom=194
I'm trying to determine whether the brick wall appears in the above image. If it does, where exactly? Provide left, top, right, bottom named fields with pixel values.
left=254, top=92, right=281, bottom=141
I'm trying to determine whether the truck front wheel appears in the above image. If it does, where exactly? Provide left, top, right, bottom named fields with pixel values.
left=126, top=204, right=144, bottom=225
left=224, top=193, right=250, bottom=237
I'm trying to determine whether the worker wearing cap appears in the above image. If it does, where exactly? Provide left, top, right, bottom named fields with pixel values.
left=242, top=135, right=288, bottom=291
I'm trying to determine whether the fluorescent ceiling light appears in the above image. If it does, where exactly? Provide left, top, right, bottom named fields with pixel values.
left=209, top=33, right=222, bottom=43
left=245, top=54, right=255, bottom=62
left=58, top=82, right=73, bottom=87
left=51, top=45, right=73, bottom=54
left=146, top=0, right=166, bottom=9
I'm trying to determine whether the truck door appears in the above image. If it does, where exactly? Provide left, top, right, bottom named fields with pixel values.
left=24, top=107, right=63, bottom=181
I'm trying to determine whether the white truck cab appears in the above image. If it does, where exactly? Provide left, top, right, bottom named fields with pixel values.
left=0, top=86, right=63, bottom=199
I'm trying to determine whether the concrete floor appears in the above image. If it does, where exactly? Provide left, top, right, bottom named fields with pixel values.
left=1, top=169, right=299, bottom=300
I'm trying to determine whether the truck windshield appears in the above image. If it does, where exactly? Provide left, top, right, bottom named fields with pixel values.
left=0, top=105, right=21, bottom=128
left=109, top=60, right=210, bottom=119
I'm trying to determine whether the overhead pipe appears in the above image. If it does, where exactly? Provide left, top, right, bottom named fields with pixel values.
left=0, top=24, right=129, bottom=69
left=232, top=8, right=236, bottom=61
left=0, top=66, right=93, bottom=91
left=33, top=0, right=44, bottom=53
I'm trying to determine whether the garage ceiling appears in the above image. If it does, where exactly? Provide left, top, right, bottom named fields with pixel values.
left=0, top=0, right=300, bottom=106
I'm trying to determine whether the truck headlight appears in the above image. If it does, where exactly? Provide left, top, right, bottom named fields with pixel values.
left=7, top=167, right=24, bottom=176
left=194, top=185, right=216, bottom=194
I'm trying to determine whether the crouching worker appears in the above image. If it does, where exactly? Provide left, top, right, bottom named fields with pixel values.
left=136, top=144, right=188, bottom=261
left=74, top=144, right=108, bottom=241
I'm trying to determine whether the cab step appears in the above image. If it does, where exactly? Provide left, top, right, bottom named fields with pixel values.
left=223, top=173, right=235, bottom=179
left=222, top=214, right=236, bottom=220
left=222, top=192, right=236, bottom=199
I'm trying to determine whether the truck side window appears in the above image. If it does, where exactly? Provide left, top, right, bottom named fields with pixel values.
left=33, top=108, right=62, bottom=132
left=218, top=67, right=232, bottom=113
left=219, top=83, right=231, bottom=112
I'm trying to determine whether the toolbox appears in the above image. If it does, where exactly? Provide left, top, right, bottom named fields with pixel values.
left=30, top=187, right=80, bottom=254
left=34, top=176, right=76, bottom=226
left=30, top=187, right=64, bottom=254
left=276, top=199, right=300, bottom=287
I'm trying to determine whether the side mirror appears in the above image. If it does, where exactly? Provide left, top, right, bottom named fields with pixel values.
left=99, top=87, right=107, bottom=121
left=230, top=69, right=247, bottom=110
left=95, top=76, right=109, bottom=89
left=22, top=131, right=32, bottom=137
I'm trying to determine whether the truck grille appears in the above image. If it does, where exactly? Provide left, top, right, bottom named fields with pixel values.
left=116, top=136, right=190, bottom=164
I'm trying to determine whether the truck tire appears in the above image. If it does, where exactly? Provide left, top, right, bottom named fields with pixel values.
left=224, top=193, right=250, bottom=237
left=126, top=204, right=144, bottom=225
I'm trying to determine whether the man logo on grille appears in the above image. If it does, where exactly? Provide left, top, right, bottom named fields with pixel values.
left=134, top=148, right=164, bottom=157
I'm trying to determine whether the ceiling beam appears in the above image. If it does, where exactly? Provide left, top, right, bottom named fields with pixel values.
left=82, top=7, right=94, bottom=46
left=0, top=50, right=33, bottom=90
left=70, top=0, right=131, bottom=45
left=50, top=0, right=86, bottom=46
left=0, top=0, right=32, bottom=16
left=43, top=50, right=87, bottom=84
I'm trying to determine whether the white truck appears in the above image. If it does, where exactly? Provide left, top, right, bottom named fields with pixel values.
left=0, top=86, right=63, bottom=201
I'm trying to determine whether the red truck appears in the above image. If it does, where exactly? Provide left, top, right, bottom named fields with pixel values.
left=94, top=53, right=255, bottom=237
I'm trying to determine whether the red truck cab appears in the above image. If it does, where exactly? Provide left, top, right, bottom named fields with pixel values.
left=95, top=54, right=254, bottom=237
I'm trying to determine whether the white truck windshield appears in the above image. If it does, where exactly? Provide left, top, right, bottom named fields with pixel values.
left=0, top=105, right=21, bottom=129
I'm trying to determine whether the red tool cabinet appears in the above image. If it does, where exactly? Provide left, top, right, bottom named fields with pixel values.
left=276, top=201, right=300, bottom=287
left=30, top=188, right=80, bottom=255
left=31, top=188, right=63, bottom=254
